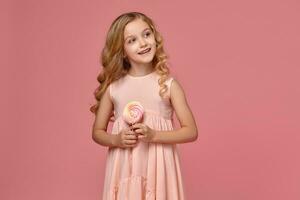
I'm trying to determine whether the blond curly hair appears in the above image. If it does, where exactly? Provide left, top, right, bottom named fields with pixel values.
left=90, top=12, right=171, bottom=116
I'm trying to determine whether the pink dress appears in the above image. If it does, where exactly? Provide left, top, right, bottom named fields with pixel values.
left=102, top=71, right=186, bottom=200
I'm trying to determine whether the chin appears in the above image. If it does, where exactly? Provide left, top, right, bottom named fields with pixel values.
left=139, top=59, right=154, bottom=64
left=135, top=56, right=155, bottom=64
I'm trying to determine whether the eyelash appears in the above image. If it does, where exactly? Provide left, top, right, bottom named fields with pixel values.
left=128, top=32, right=151, bottom=44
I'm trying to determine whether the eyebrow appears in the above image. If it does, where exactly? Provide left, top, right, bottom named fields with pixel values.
left=124, top=28, right=151, bottom=41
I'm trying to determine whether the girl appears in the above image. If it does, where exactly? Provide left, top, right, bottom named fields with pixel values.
left=91, top=12, right=198, bottom=200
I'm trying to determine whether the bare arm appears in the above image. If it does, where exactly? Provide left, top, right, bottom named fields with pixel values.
left=92, top=86, right=118, bottom=148
left=151, top=79, right=198, bottom=144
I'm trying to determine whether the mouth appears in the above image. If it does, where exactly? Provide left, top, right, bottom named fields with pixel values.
left=138, top=48, right=151, bottom=55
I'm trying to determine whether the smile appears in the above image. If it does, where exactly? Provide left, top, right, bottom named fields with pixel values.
left=138, top=48, right=151, bottom=55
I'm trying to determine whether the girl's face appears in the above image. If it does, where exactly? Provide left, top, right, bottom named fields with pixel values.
left=123, top=18, right=156, bottom=67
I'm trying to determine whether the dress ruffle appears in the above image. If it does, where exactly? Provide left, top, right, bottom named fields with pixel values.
left=106, top=175, right=155, bottom=200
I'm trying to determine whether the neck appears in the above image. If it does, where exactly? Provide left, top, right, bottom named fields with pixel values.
left=128, top=63, right=154, bottom=76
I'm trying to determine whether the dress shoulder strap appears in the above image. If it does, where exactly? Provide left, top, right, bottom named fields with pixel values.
left=165, top=76, right=174, bottom=98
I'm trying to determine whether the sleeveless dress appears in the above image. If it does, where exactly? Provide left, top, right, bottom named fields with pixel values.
left=102, top=71, right=186, bottom=200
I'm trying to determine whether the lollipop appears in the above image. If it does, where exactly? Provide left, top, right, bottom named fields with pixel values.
left=122, top=101, right=144, bottom=125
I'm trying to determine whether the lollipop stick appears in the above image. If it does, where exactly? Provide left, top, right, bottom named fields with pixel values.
left=129, top=122, right=133, bottom=175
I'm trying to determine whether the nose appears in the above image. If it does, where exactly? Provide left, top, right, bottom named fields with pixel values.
left=139, top=38, right=147, bottom=47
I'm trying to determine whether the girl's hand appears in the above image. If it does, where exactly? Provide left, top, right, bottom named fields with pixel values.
left=131, top=123, right=155, bottom=143
left=114, top=127, right=138, bottom=149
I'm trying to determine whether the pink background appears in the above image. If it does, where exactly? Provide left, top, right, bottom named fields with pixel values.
left=2, top=0, right=300, bottom=199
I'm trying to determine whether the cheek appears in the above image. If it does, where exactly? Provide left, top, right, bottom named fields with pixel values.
left=124, top=44, right=131, bottom=51
left=150, top=41, right=156, bottom=52
left=149, top=39, right=156, bottom=48
left=125, top=45, right=138, bottom=55
left=149, top=35, right=156, bottom=44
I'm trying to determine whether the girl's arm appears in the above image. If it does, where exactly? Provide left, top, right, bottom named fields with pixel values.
left=92, top=86, right=118, bottom=147
left=152, top=79, right=198, bottom=144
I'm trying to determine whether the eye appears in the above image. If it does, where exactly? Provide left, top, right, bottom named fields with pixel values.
left=128, top=38, right=136, bottom=44
left=145, top=31, right=151, bottom=37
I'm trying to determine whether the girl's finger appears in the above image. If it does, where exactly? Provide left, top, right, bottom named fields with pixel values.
left=125, top=135, right=137, bottom=140
left=125, top=130, right=135, bottom=135
left=134, top=128, right=142, bottom=133
left=138, top=135, right=145, bottom=139
left=125, top=140, right=137, bottom=145
left=132, top=123, right=143, bottom=129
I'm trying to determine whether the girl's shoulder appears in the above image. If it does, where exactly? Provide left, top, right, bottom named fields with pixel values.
left=159, top=74, right=177, bottom=99
left=165, top=75, right=174, bottom=85
left=164, top=73, right=179, bottom=89
left=108, top=75, right=127, bottom=88
left=107, top=78, right=122, bottom=101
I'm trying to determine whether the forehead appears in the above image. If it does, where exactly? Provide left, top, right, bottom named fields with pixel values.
left=124, top=18, right=150, bottom=38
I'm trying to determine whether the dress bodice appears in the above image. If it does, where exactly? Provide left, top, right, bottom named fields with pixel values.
left=109, top=71, right=174, bottom=120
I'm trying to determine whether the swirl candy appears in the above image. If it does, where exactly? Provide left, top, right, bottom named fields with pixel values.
left=122, top=101, right=144, bottom=125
